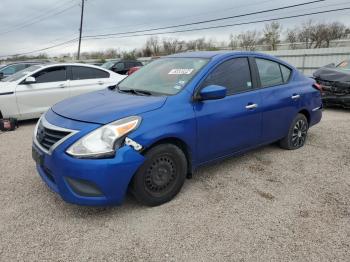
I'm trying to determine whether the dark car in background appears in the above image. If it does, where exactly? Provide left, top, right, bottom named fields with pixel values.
left=101, top=59, right=143, bottom=75
left=0, top=61, right=48, bottom=80
left=313, top=60, right=350, bottom=108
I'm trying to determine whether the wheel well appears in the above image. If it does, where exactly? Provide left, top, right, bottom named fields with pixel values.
left=143, top=137, right=193, bottom=175
left=0, top=110, right=3, bottom=119
left=298, top=109, right=310, bottom=124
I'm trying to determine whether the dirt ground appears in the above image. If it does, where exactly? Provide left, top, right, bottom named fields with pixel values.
left=0, top=109, right=349, bottom=261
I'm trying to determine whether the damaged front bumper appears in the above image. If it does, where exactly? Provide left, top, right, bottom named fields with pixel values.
left=32, top=110, right=146, bottom=206
left=316, top=79, right=350, bottom=108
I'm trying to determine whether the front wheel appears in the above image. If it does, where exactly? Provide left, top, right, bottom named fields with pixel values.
left=130, top=144, right=187, bottom=206
left=279, top=114, right=309, bottom=150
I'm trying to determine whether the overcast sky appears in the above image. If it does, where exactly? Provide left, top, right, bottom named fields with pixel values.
left=0, top=0, right=349, bottom=57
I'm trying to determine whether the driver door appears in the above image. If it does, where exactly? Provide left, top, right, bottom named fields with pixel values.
left=15, top=66, right=71, bottom=119
left=194, top=57, right=262, bottom=163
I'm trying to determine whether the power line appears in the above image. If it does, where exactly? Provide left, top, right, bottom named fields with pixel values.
left=84, top=7, right=350, bottom=40
left=84, top=0, right=325, bottom=39
left=0, top=1, right=79, bottom=35
left=83, top=0, right=275, bottom=34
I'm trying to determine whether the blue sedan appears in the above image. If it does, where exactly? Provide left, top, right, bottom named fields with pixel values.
left=32, top=51, right=322, bottom=206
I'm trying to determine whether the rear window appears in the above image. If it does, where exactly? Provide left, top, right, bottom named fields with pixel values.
left=71, top=66, right=109, bottom=80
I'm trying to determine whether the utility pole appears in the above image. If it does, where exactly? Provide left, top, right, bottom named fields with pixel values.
left=77, top=0, right=85, bottom=60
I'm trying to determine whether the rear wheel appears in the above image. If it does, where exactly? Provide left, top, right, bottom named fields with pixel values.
left=279, top=113, right=309, bottom=150
left=130, top=144, right=187, bottom=206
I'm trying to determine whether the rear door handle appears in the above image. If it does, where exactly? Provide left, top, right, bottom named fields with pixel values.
left=97, top=81, right=104, bottom=85
left=291, top=94, right=301, bottom=100
left=245, top=103, right=258, bottom=110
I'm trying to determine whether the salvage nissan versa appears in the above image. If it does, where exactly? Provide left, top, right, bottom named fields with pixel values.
left=32, top=51, right=322, bottom=206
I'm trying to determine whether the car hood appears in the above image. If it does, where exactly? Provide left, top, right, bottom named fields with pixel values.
left=52, top=89, right=167, bottom=125
left=0, top=81, right=16, bottom=93
left=313, top=66, right=350, bottom=82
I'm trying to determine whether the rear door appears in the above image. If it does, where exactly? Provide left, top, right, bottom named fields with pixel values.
left=254, top=57, right=300, bottom=142
left=15, top=66, right=70, bottom=119
left=68, top=66, right=112, bottom=97
left=194, top=57, right=262, bottom=163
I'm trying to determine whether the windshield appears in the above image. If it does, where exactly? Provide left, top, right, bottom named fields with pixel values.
left=2, top=65, right=41, bottom=82
left=118, top=58, right=209, bottom=95
left=337, top=60, right=350, bottom=71
left=101, top=61, right=118, bottom=69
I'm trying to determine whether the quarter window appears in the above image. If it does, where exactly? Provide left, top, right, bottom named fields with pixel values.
left=201, top=58, right=253, bottom=95
left=33, top=66, right=67, bottom=83
left=256, top=58, right=284, bottom=87
left=71, top=66, right=109, bottom=80
left=280, top=64, right=292, bottom=83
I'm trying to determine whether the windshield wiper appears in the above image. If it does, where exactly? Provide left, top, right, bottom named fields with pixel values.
left=118, top=87, right=152, bottom=96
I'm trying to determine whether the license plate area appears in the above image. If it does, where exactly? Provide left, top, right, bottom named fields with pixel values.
left=32, top=146, right=44, bottom=166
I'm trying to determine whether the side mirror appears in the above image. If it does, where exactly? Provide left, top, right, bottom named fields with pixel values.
left=198, top=85, right=227, bottom=101
left=0, top=72, right=4, bottom=80
left=24, top=76, right=36, bottom=84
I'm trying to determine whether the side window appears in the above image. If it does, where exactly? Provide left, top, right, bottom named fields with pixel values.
left=256, top=58, right=283, bottom=87
left=33, top=66, right=67, bottom=83
left=1, top=65, right=16, bottom=75
left=201, top=57, right=253, bottom=95
left=280, top=64, right=292, bottom=83
left=115, top=62, right=124, bottom=70
left=71, top=66, right=109, bottom=80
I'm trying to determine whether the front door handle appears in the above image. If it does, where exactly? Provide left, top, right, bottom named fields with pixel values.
left=245, top=103, right=258, bottom=110
left=58, top=83, right=66, bottom=88
left=291, top=94, right=301, bottom=100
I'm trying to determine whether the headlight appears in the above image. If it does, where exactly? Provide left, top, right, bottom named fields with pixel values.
left=66, top=116, right=141, bottom=158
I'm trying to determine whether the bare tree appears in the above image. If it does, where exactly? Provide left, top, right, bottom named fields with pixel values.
left=325, top=22, right=347, bottom=47
left=286, top=29, right=298, bottom=49
left=162, top=38, right=184, bottom=54
left=297, top=20, right=313, bottom=48
left=237, top=30, right=260, bottom=51
left=229, top=33, right=239, bottom=50
left=146, top=36, right=160, bottom=56
left=263, top=21, right=282, bottom=50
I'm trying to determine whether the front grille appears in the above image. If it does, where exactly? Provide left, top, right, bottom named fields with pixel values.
left=36, top=120, right=71, bottom=151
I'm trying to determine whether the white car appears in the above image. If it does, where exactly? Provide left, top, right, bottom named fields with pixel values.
left=0, top=63, right=126, bottom=120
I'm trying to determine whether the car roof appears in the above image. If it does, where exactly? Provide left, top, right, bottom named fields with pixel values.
left=167, top=51, right=277, bottom=59
left=35, top=63, right=116, bottom=72
left=166, top=51, right=294, bottom=69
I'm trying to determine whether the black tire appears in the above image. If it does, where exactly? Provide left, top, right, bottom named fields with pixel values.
left=130, top=144, right=187, bottom=206
left=279, top=113, right=309, bottom=150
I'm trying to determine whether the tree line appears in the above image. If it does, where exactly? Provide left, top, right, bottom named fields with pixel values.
left=2, top=20, right=349, bottom=62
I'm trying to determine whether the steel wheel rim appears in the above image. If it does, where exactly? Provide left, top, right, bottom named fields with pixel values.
left=291, top=119, right=307, bottom=147
left=145, top=155, right=177, bottom=194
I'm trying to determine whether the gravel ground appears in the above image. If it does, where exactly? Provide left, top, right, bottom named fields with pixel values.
left=0, top=109, right=349, bottom=262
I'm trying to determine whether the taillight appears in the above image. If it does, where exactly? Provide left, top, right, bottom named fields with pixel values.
left=313, top=83, right=322, bottom=91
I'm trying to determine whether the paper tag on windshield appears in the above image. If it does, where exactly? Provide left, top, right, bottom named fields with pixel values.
left=168, top=69, right=194, bottom=75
